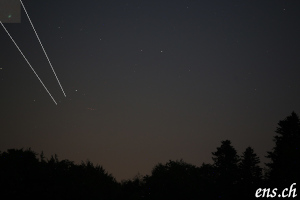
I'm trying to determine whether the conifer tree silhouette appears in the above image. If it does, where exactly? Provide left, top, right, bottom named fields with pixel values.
left=266, top=111, right=300, bottom=187
left=212, top=140, right=240, bottom=198
left=239, top=147, right=263, bottom=198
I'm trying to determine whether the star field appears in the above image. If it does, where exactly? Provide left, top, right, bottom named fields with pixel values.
left=1, top=0, right=300, bottom=181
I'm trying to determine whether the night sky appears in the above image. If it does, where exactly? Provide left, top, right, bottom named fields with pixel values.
left=1, top=0, right=300, bottom=181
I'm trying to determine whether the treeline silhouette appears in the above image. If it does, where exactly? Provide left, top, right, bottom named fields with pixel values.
left=0, top=112, right=299, bottom=199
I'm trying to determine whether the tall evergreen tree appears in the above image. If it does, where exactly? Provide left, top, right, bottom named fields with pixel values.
left=266, top=111, right=300, bottom=186
left=239, top=147, right=262, bottom=184
left=211, top=140, right=240, bottom=198
left=239, top=147, right=263, bottom=199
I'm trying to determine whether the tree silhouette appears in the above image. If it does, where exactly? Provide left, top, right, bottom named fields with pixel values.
left=0, top=148, right=120, bottom=199
left=144, top=159, right=202, bottom=200
left=239, top=147, right=263, bottom=198
left=1, top=112, right=299, bottom=199
left=266, top=111, right=300, bottom=187
left=211, top=140, right=240, bottom=198
left=120, top=173, right=146, bottom=200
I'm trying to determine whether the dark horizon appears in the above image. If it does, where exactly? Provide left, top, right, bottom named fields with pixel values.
left=1, top=0, right=300, bottom=181
left=1, top=111, right=299, bottom=199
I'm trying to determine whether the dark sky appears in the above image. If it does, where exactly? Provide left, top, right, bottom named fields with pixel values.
left=0, top=0, right=20, bottom=23
left=1, top=0, right=300, bottom=181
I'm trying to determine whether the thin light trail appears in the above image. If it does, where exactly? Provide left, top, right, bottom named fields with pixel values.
left=0, top=21, right=57, bottom=105
left=20, top=0, right=66, bottom=97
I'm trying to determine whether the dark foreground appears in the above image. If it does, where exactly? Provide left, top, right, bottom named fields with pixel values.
left=0, top=112, right=299, bottom=199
